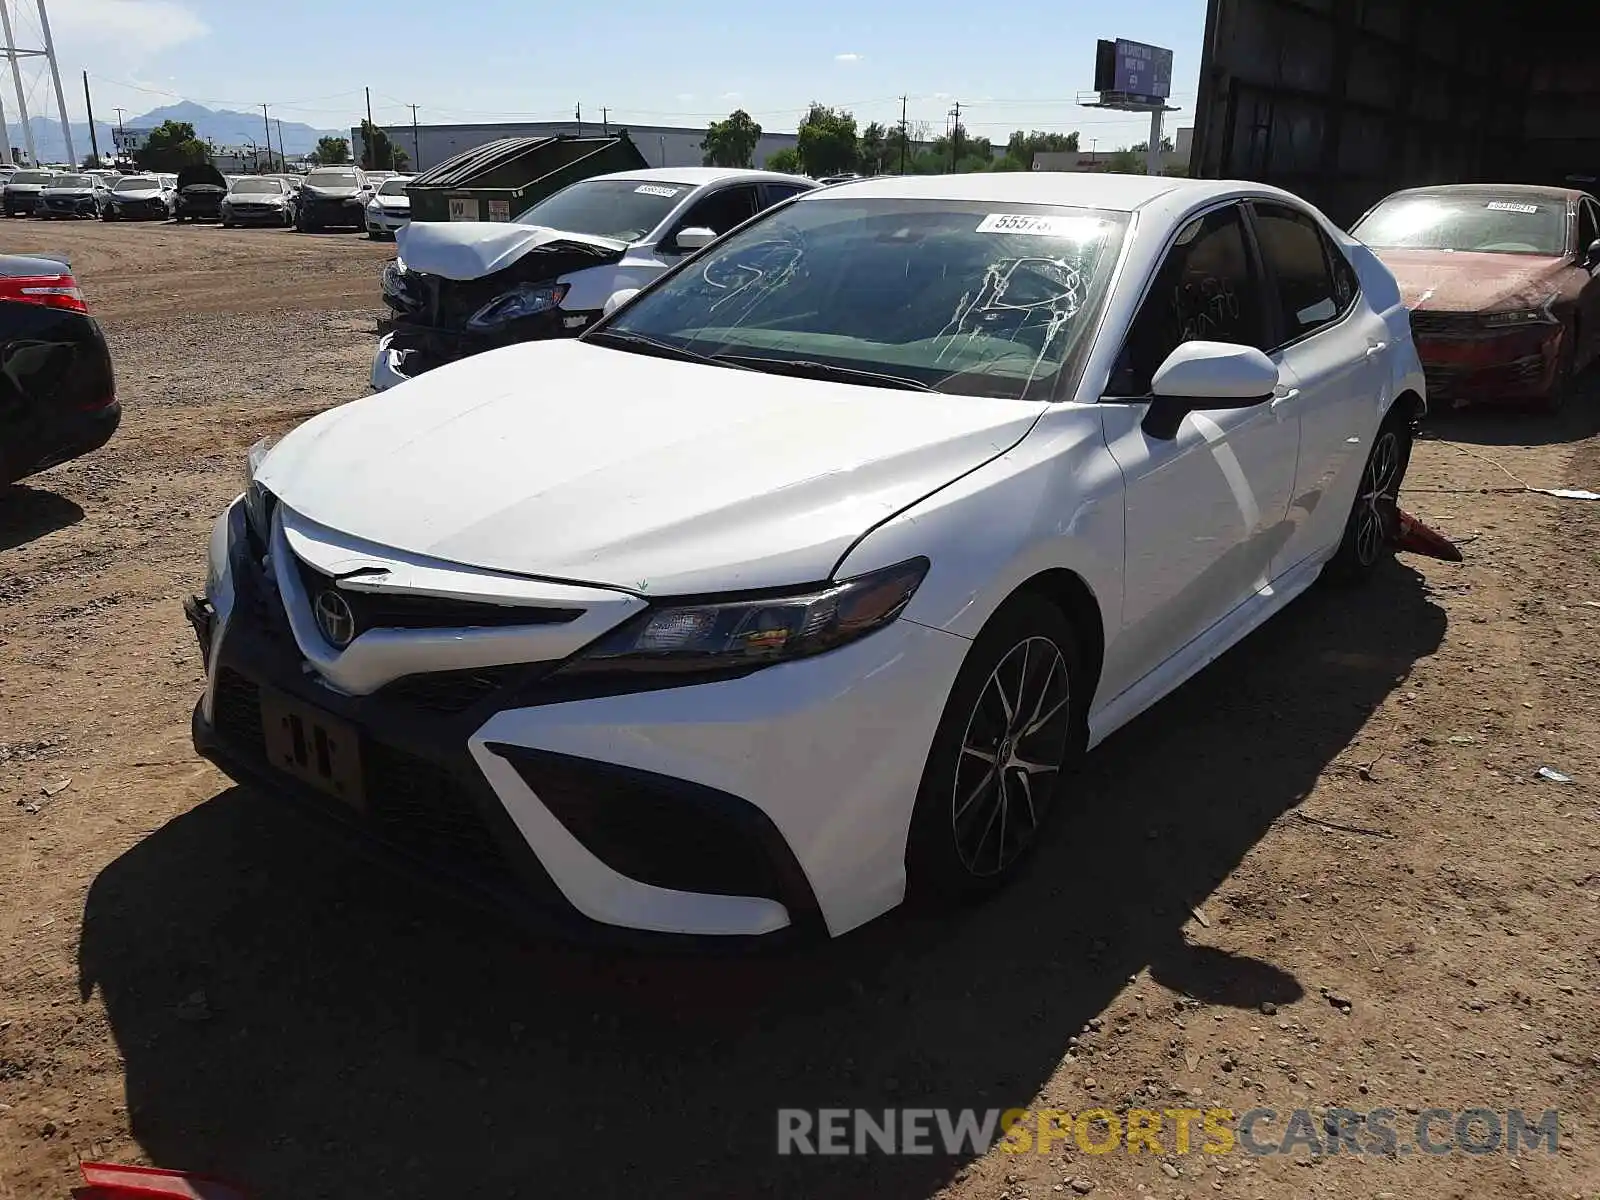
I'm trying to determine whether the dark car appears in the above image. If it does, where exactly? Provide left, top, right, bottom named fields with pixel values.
left=220, top=176, right=296, bottom=227
left=0, top=253, right=119, bottom=488
left=2, top=170, right=57, bottom=217
left=35, top=173, right=105, bottom=219
left=295, top=167, right=373, bottom=231
left=1353, top=184, right=1600, bottom=412
left=174, top=163, right=228, bottom=223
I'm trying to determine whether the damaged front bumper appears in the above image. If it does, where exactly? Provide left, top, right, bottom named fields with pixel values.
left=369, top=311, right=596, bottom=391
left=1414, top=324, right=1567, bottom=407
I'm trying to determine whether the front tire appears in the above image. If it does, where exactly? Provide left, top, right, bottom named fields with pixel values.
left=1325, top=413, right=1413, bottom=582
left=906, top=592, right=1084, bottom=905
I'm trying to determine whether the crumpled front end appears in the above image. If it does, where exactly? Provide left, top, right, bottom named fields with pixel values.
left=374, top=242, right=619, bottom=390
left=1408, top=308, right=1568, bottom=406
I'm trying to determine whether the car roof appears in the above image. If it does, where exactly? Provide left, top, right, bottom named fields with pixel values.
left=803, top=171, right=1227, bottom=212
left=590, top=166, right=816, bottom=188
left=1384, top=183, right=1583, bottom=205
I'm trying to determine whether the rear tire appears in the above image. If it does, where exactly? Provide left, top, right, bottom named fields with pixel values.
left=1325, top=412, right=1413, bottom=583
left=906, top=592, right=1084, bottom=906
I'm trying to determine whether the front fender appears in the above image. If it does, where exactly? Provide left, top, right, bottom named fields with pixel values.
left=834, top=402, right=1123, bottom=689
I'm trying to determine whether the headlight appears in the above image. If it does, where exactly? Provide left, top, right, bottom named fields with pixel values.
left=465, top=282, right=571, bottom=332
left=555, top=558, right=929, bottom=679
left=243, top=435, right=280, bottom=542
left=1481, top=297, right=1558, bottom=328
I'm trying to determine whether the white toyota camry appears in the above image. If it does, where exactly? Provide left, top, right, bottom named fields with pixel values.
left=188, top=173, right=1425, bottom=944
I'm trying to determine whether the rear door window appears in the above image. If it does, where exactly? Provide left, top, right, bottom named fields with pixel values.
left=1251, top=202, right=1344, bottom=344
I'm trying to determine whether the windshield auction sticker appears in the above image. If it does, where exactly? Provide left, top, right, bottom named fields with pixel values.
left=635, top=184, right=683, bottom=198
left=1485, top=201, right=1538, bottom=213
left=977, top=213, right=1109, bottom=240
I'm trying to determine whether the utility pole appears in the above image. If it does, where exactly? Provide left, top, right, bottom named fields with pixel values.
left=0, top=0, right=36, bottom=164
left=260, top=103, right=273, bottom=171
left=112, top=106, right=125, bottom=163
left=948, top=101, right=961, bottom=172
left=274, top=118, right=285, bottom=170
left=82, top=69, right=99, bottom=167
left=33, top=0, right=70, bottom=165
left=575, top=102, right=582, bottom=137
left=899, top=94, right=907, bottom=174
left=600, top=106, right=608, bottom=135
left=408, top=103, right=420, bottom=170
left=364, top=85, right=374, bottom=168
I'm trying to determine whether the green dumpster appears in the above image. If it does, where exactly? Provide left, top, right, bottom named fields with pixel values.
left=407, top=132, right=649, bottom=223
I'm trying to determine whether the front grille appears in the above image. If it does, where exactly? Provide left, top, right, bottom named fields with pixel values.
left=294, top=558, right=583, bottom=636
left=213, top=668, right=266, bottom=758
left=378, top=665, right=524, bottom=714
left=365, top=742, right=513, bottom=884
left=1409, top=310, right=1481, bottom=337
left=503, top=750, right=784, bottom=899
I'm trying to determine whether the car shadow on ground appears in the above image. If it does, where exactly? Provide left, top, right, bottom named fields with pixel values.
left=0, top=484, right=84, bottom=553
left=78, top=561, right=1446, bottom=1200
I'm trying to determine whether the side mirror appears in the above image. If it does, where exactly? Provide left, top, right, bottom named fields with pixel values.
left=672, top=226, right=717, bottom=253
left=1142, top=341, right=1280, bottom=439
left=603, top=288, right=641, bottom=317
left=1584, top=238, right=1600, bottom=269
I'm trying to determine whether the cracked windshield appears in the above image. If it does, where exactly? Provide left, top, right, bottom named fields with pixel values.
left=601, top=200, right=1128, bottom=398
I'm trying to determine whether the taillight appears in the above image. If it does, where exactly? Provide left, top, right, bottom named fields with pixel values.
left=0, top=273, right=88, bottom=314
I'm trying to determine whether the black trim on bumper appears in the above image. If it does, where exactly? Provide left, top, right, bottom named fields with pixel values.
left=489, top=743, right=827, bottom=932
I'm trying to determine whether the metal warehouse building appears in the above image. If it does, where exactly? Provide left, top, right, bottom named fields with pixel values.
left=349, top=120, right=802, bottom=174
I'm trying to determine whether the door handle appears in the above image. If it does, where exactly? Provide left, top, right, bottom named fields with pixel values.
left=1270, top=388, right=1300, bottom=407
left=1365, top=341, right=1388, bottom=358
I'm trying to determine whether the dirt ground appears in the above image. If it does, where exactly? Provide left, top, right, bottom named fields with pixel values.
left=0, top=218, right=1597, bottom=1200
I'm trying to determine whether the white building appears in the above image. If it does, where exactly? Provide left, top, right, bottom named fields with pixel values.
left=349, top=120, right=802, bottom=174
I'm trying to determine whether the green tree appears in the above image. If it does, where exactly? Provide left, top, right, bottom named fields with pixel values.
left=796, top=102, right=859, bottom=177
left=359, top=120, right=408, bottom=171
left=1005, top=130, right=1080, bottom=162
left=314, top=136, right=351, bottom=165
left=134, top=120, right=211, bottom=172
left=858, top=121, right=887, bottom=175
left=1129, top=136, right=1174, bottom=153
left=1106, top=148, right=1144, bottom=174
left=701, top=109, right=763, bottom=168
left=764, top=145, right=803, bottom=174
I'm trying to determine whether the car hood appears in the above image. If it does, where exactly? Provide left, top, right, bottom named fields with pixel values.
left=5, top=183, right=45, bottom=192
left=257, top=339, right=1040, bottom=594
left=304, top=185, right=362, bottom=199
left=1375, top=248, right=1571, bottom=312
left=370, top=195, right=409, bottom=209
left=112, top=188, right=162, bottom=199
left=395, top=220, right=628, bottom=281
left=42, top=187, right=94, bottom=196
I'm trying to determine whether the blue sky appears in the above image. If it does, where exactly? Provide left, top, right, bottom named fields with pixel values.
left=25, top=0, right=1204, bottom=147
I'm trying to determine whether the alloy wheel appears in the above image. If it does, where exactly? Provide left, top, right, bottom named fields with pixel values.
left=1354, top=430, right=1402, bottom=567
left=951, top=635, right=1072, bottom=877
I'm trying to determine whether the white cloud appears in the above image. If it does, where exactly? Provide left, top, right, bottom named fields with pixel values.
left=834, top=52, right=864, bottom=64
left=50, top=0, right=208, bottom=59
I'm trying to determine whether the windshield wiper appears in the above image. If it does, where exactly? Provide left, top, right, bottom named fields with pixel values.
left=708, top=354, right=937, bottom=392
left=584, top=329, right=749, bottom=369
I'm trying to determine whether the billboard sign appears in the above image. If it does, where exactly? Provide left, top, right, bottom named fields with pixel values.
left=1094, top=38, right=1174, bottom=106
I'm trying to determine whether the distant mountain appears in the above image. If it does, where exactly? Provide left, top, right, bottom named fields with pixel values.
left=5, top=100, right=344, bottom=165
left=128, top=101, right=343, bottom=156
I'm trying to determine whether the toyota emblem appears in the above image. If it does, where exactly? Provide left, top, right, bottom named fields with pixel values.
left=313, top=588, right=357, bottom=648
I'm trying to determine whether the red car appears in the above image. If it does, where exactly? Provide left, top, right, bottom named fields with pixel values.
left=1351, top=184, right=1600, bottom=412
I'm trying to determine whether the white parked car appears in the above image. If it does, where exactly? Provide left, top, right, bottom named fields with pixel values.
left=364, top=175, right=413, bottom=239
left=189, top=174, right=1424, bottom=943
left=372, top=166, right=817, bottom=390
